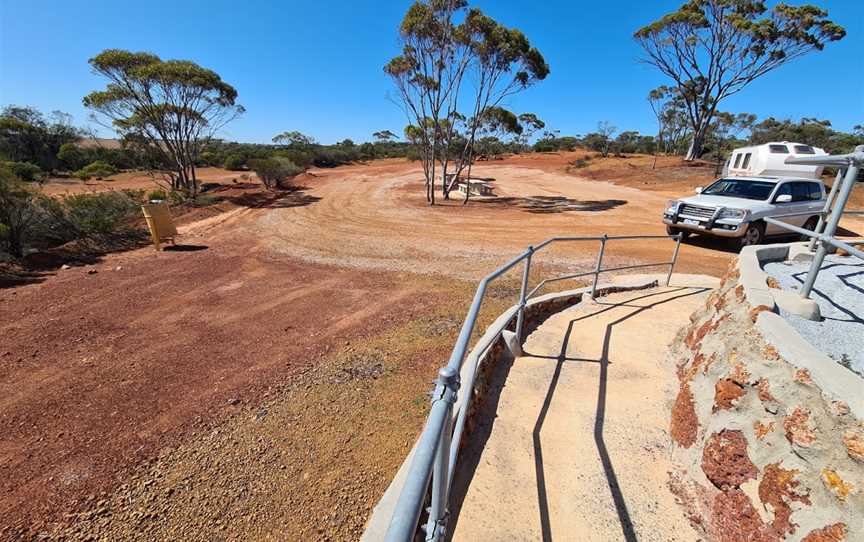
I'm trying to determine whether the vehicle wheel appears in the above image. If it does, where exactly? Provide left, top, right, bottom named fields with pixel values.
left=666, top=226, right=691, bottom=239
left=801, top=216, right=818, bottom=241
left=739, top=221, right=765, bottom=249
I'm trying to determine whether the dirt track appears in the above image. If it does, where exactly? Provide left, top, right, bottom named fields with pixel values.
left=2, top=154, right=862, bottom=540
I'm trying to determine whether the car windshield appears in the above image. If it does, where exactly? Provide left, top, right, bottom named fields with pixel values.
left=702, top=178, right=776, bottom=200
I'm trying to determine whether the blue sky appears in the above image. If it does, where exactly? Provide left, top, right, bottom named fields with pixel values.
left=1, top=0, right=861, bottom=144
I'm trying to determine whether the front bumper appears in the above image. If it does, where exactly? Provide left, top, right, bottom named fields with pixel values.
left=663, top=212, right=748, bottom=238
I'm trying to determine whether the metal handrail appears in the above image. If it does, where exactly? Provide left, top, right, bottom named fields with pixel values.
left=772, top=145, right=864, bottom=298
left=383, top=232, right=684, bottom=542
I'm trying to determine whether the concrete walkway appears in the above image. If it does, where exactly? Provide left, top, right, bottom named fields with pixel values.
left=450, top=276, right=718, bottom=542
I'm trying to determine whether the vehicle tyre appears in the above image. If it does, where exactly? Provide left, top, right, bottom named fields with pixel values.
left=801, top=216, right=818, bottom=241
left=666, top=226, right=691, bottom=239
left=739, top=221, right=765, bottom=249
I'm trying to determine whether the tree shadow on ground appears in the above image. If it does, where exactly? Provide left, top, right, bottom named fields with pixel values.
left=221, top=185, right=321, bottom=209
left=447, top=287, right=709, bottom=542
left=474, top=195, right=627, bottom=214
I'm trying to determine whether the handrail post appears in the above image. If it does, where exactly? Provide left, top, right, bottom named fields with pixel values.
left=809, top=168, right=845, bottom=252
left=424, top=366, right=459, bottom=542
left=515, top=246, right=534, bottom=344
left=666, top=232, right=683, bottom=286
left=590, top=235, right=608, bottom=299
left=801, top=160, right=860, bottom=299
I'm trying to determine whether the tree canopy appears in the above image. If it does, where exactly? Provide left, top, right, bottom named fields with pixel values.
left=83, top=49, right=243, bottom=195
left=635, top=0, right=844, bottom=160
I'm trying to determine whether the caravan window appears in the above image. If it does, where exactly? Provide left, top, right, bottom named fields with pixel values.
left=794, top=145, right=815, bottom=154
left=733, top=153, right=742, bottom=168
left=769, top=144, right=789, bottom=153
left=741, top=153, right=752, bottom=168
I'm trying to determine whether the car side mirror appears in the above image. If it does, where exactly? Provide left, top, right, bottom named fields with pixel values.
left=695, top=187, right=703, bottom=194
left=775, top=194, right=792, bottom=203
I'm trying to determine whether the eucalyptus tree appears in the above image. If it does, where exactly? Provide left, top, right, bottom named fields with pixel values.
left=84, top=49, right=243, bottom=196
left=385, top=0, right=472, bottom=204
left=447, top=8, right=549, bottom=201
left=516, top=113, right=545, bottom=151
left=635, top=0, right=844, bottom=161
left=385, top=0, right=548, bottom=204
left=373, top=130, right=398, bottom=142
left=596, top=121, right=617, bottom=158
left=710, top=111, right=756, bottom=172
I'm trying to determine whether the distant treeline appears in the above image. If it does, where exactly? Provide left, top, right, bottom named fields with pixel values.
left=1, top=105, right=862, bottom=183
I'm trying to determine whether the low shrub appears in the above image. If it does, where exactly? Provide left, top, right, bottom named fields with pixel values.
left=61, top=191, right=141, bottom=235
left=1, top=161, right=43, bottom=182
left=223, top=153, right=246, bottom=171
left=248, top=157, right=304, bottom=189
left=74, top=160, right=117, bottom=180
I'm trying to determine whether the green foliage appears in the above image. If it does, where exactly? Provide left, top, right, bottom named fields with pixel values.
left=749, top=117, right=863, bottom=154
left=83, top=49, right=243, bottom=195
left=248, top=157, right=304, bottom=189
left=1, top=161, right=43, bottom=182
left=61, top=191, right=141, bottom=235
left=74, top=160, right=117, bottom=180
left=57, top=142, right=87, bottom=170
left=0, top=165, right=41, bottom=257
left=0, top=106, right=83, bottom=171
left=635, top=0, right=845, bottom=159
left=223, top=153, right=247, bottom=170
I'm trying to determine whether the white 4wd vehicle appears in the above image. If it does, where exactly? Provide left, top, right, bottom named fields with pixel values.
left=663, top=176, right=826, bottom=248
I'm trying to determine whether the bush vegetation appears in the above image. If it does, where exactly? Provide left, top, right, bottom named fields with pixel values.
left=247, top=157, right=303, bottom=189
left=0, top=164, right=143, bottom=258
left=74, top=160, right=117, bottom=180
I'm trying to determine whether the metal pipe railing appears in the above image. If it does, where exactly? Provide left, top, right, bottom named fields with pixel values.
left=383, top=232, right=684, bottom=542
left=781, top=147, right=864, bottom=299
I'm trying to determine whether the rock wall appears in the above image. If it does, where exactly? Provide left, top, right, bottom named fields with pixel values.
left=668, top=264, right=863, bottom=542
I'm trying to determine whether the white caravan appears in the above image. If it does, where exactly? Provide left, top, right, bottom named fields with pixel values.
left=724, top=141, right=828, bottom=179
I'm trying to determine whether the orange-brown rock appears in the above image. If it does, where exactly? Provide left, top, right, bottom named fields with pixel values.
left=759, top=462, right=811, bottom=538
left=671, top=382, right=699, bottom=448
left=757, top=378, right=777, bottom=403
left=713, top=378, right=746, bottom=412
left=754, top=420, right=775, bottom=440
left=709, top=489, right=770, bottom=542
left=749, top=304, right=773, bottom=323
left=794, top=368, right=813, bottom=385
left=801, top=523, right=847, bottom=542
left=821, top=468, right=853, bottom=502
left=766, top=276, right=780, bottom=289
left=702, top=430, right=757, bottom=490
left=763, top=345, right=781, bottom=361
left=735, top=284, right=746, bottom=301
left=730, top=360, right=750, bottom=385
left=842, top=428, right=864, bottom=463
left=784, top=407, right=816, bottom=447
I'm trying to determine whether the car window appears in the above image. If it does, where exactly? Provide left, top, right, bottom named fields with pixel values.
left=791, top=182, right=811, bottom=202
left=808, top=183, right=823, bottom=201
left=794, top=145, right=815, bottom=154
left=769, top=144, right=789, bottom=153
left=733, top=153, right=742, bottom=168
left=774, top=183, right=792, bottom=201
left=742, top=153, right=752, bottom=168
left=703, top=178, right=776, bottom=200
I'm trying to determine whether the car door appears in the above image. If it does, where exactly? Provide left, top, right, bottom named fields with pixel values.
left=767, top=182, right=795, bottom=234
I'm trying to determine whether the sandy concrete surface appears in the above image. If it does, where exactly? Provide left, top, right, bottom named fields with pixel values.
left=451, top=277, right=718, bottom=541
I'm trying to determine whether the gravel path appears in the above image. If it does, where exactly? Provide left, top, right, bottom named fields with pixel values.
left=764, top=253, right=864, bottom=376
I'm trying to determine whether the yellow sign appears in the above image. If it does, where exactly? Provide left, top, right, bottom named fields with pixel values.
left=141, top=203, right=178, bottom=250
